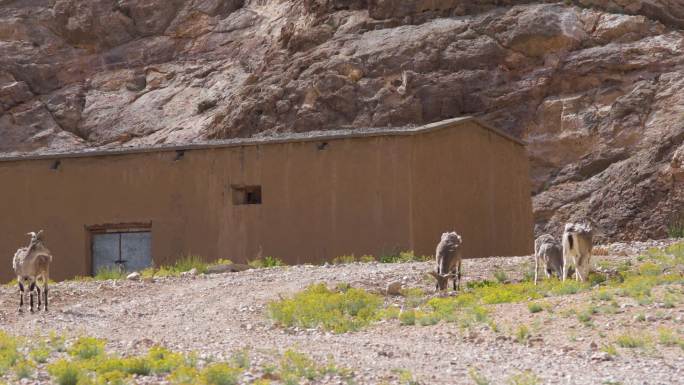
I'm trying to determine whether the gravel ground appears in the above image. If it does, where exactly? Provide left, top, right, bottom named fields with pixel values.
left=1, top=239, right=682, bottom=384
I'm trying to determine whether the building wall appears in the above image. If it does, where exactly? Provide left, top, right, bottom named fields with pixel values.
left=410, top=122, right=534, bottom=257
left=0, top=120, right=533, bottom=282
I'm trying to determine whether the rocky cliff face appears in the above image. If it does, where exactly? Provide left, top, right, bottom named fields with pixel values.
left=1, top=0, right=682, bottom=241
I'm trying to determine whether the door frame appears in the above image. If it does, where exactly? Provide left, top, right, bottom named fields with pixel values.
left=85, top=222, right=152, bottom=276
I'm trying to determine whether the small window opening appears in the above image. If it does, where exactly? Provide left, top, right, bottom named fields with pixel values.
left=317, top=142, right=329, bottom=150
left=50, top=160, right=61, bottom=170
left=174, top=150, right=185, bottom=161
left=232, top=185, right=262, bottom=205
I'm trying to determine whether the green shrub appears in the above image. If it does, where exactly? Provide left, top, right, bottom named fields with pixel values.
left=0, top=332, right=20, bottom=375
left=174, top=256, right=209, bottom=273
left=147, top=346, right=184, bottom=374
left=594, top=289, right=613, bottom=301
left=332, top=255, right=357, bottom=264
left=14, top=359, right=34, bottom=379
left=399, top=309, right=416, bottom=326
left=577, top=310, right=592, bottom=326
left=279, top=350, right=319, bottom=381
left=665, top=242, right=684, bottom=260
left=84, top=355, right=126, bottom=375
left=638, top=262, right=662, bottom=276
left=426, top=296, right=468, bottom=322
left=601, top=344, right=618, bottom=357
left=548, top=280, right=587, bottom=296
left=468, top=368, right=491, bottom=385
left=331, top=255, right=375, bottom=264
left=416, top=311, right=440, bottom=326
left=396, top=369, right=420, bottom=385
left=29, top=344, right=51, bottom=364
left=494, top=269, right=508, bottom=283
left=144, top=256, right=213, bottom=278
left=663, top=293, right=678, bottom=308
left=123, top=357, right=151, bottom=375
left=69, top=337, right=105, bottom=360
left=527, top=302, right=543, bottom=313
left=407, top=293, right=488, bottom=328
left=230, top=349, right=250, bottom=370
left=657, top=327, right=683, bottom=347
left=378, top=251, right=428, bottom=263
left=48, top=360, right=82, bottom=385
left=268, top=283, right=383, bottom=333
left=479, top=282, right=541, bottom=304
left=667, top=213, right=684, bottom=238
left=507, top=370, right=540, bottom=385
left=587, top=272, right=606, bottom=286
left=515, top=325, right=530, bottom=344
left=200, top=363, right=242, bottom=385
left=401, top=287, right=427, bottom=308
left=50, top=331, right=67, bottom=352
left=168, top=366, right=199, bottom=385
left=616, top=332, right=650, bottom=348
left=95, top=370, right=128, bottom=385
left=249, top=256, right=285, bottom=268
left=380, top=306, right=400, bottom=320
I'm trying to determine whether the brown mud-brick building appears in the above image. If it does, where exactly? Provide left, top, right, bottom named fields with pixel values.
left=0, top=117, right=534, bottom=281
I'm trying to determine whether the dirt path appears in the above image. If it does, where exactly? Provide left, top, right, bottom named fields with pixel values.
left=1, top=241, right=683, bottom=384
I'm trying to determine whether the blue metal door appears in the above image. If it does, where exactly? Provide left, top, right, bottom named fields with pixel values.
left=91, top=231, right=152, bottom=275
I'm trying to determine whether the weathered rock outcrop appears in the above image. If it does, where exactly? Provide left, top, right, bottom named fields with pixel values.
left=0, top=0, right=682, bottom=241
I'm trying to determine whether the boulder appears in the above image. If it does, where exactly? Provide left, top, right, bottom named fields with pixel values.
left=126, top=272, right=140, bottom=281
left=386, top=281, right=403, bottom=296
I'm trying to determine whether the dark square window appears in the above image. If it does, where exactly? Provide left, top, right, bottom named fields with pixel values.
left=232, top=185, right=262, bottom=205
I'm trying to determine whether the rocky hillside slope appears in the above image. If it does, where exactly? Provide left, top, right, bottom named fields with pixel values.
left=1, top=0, right=683, bottom=241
